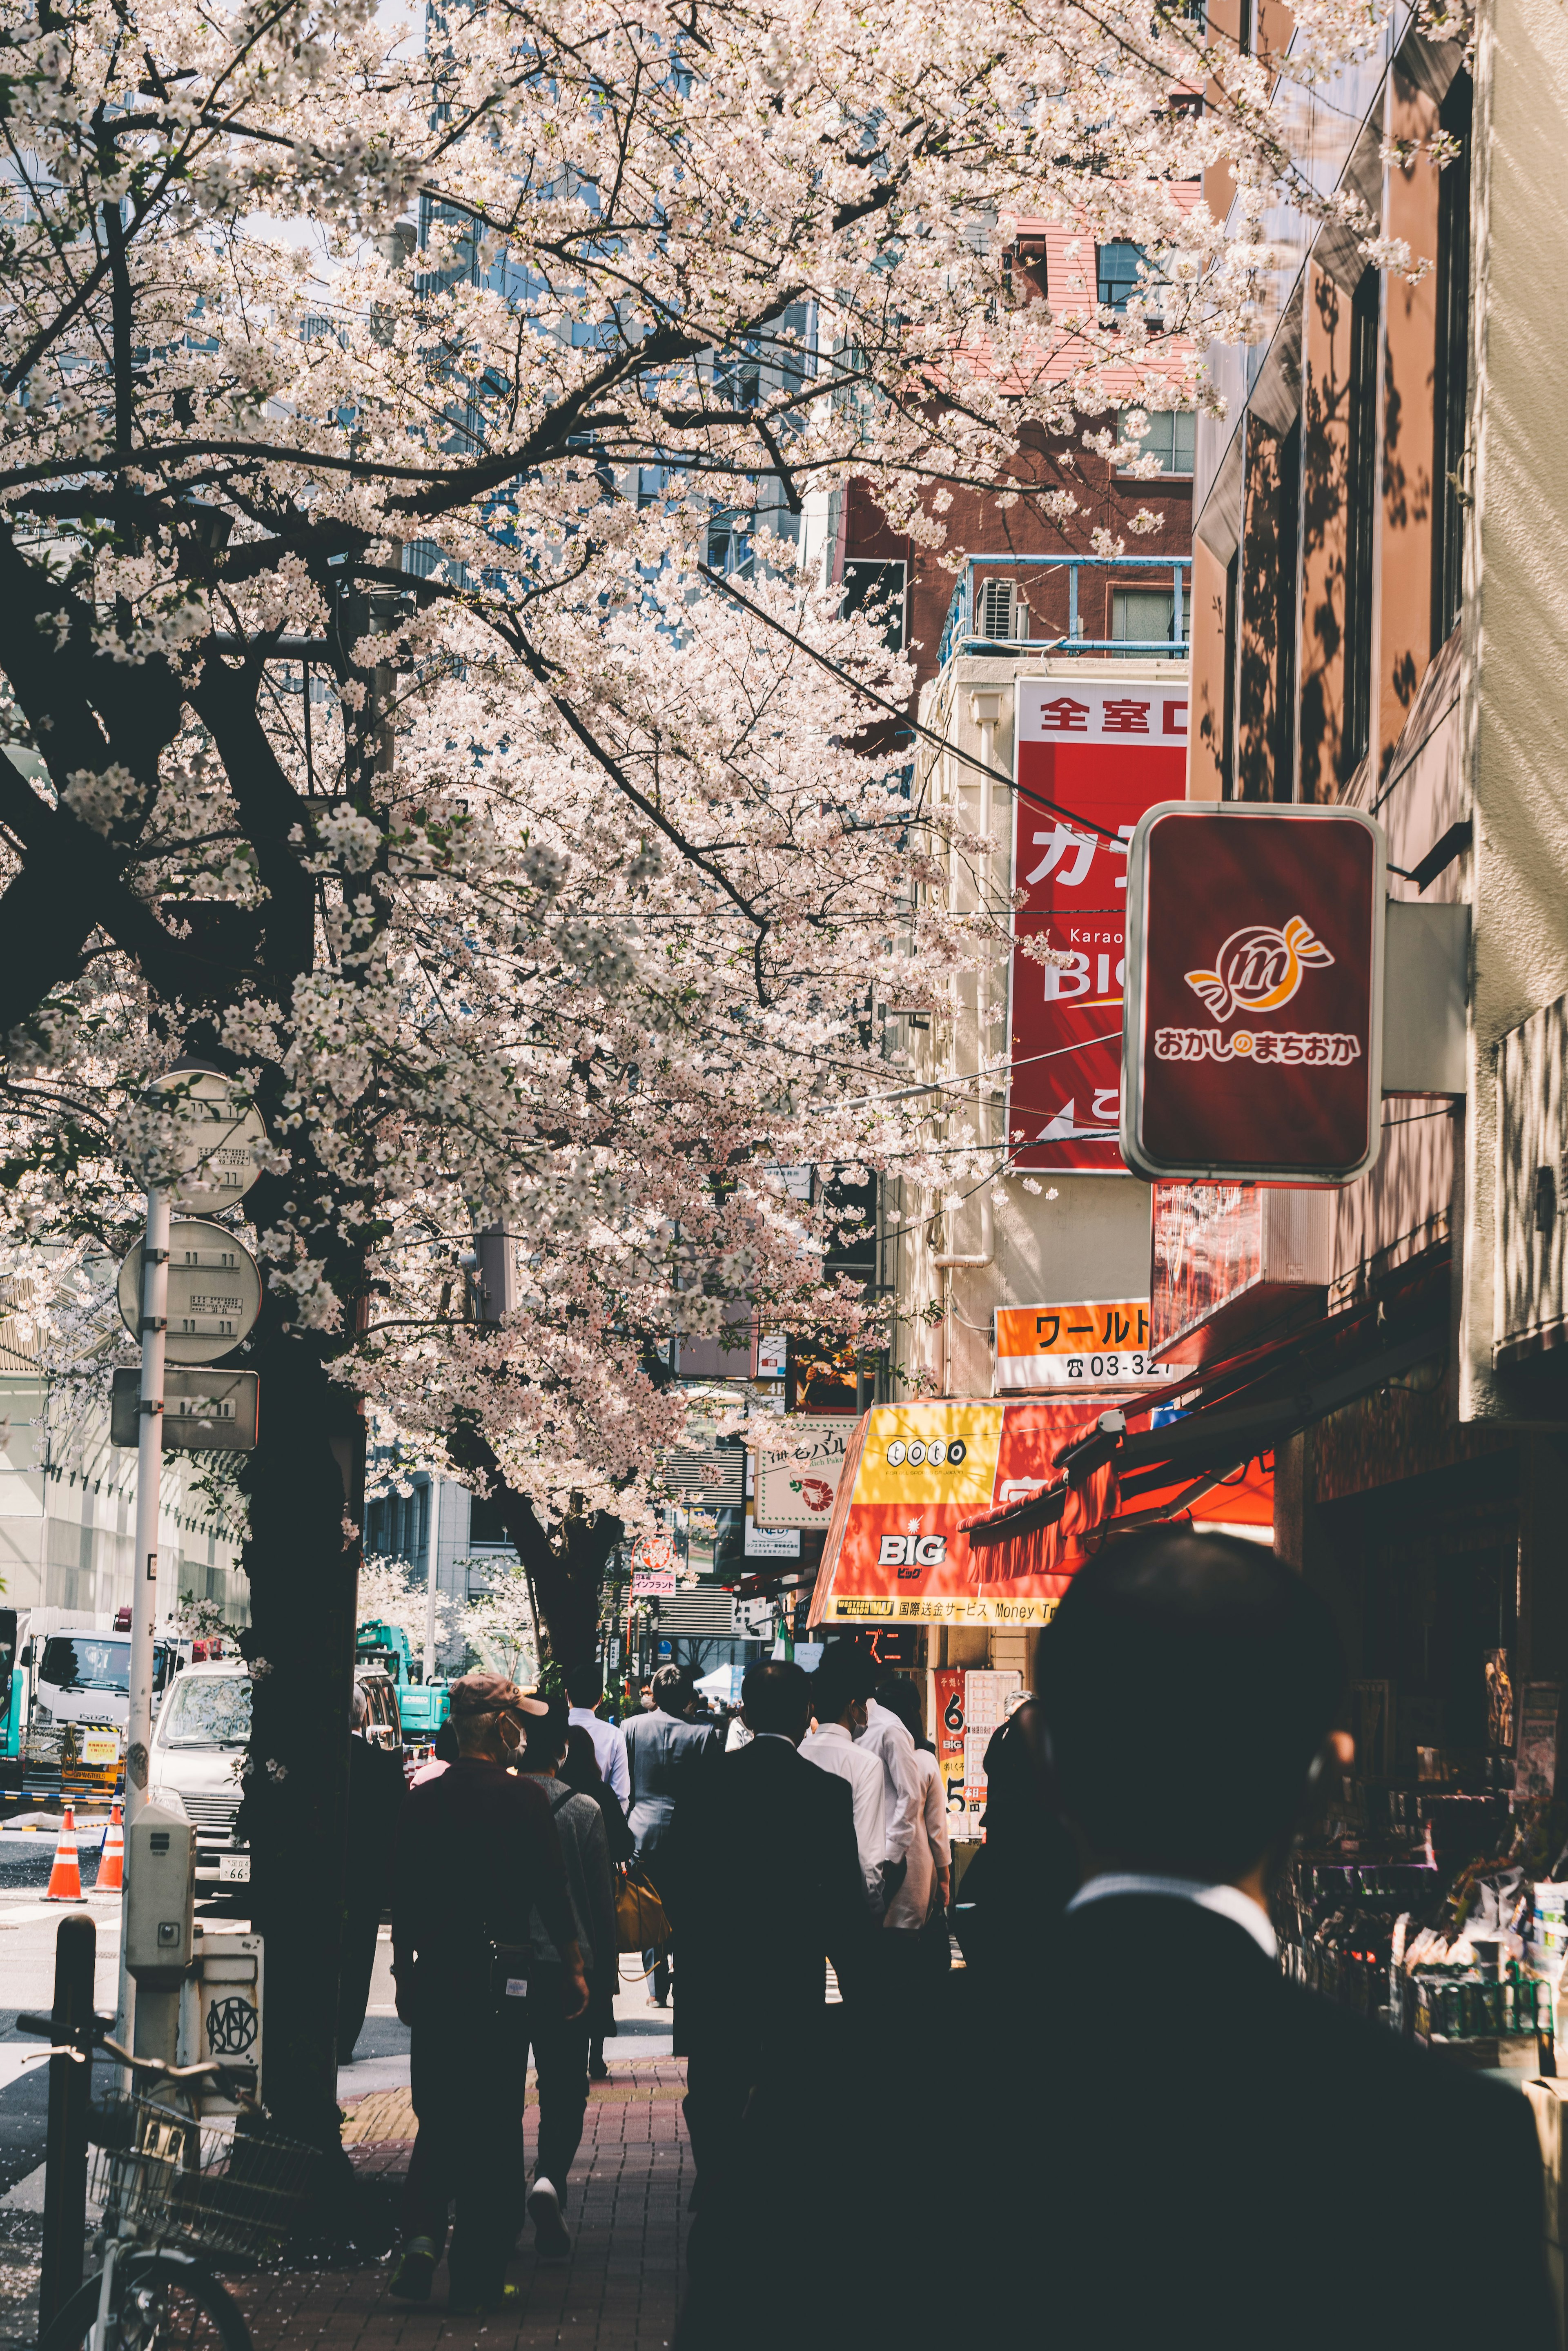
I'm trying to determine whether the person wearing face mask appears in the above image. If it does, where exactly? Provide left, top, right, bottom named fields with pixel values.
left=800, top=1648, right=886, bottom=1914
left=388, top=1674, right=588, bottom=2315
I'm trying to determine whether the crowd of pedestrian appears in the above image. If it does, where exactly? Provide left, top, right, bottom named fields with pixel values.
left=353, top=1523, right=1558, bottom=2347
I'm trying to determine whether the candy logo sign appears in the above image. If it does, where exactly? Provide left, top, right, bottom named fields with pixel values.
left=1123, top=804, right=1385, bottom=1184
left=1185, top=916, right=1333, bottom=1021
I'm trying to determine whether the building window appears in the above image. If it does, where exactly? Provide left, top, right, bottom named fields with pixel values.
left=1342, top=265, right=1381, bottom=781
left=468, top=1494, right=511, bottom=1547
left=1431, top=72, right=1472, bottom=652
left=1111, top=584, right=1188, bottom=651
left=1117, top=410, right=1197, bottom=475
left=840, top=558, right=907, bottom=651
left=1097, top=242, right=1148, bottom=311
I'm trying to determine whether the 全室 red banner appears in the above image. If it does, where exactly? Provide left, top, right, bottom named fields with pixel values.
left=1009, top=677, right=1188, bottom=1172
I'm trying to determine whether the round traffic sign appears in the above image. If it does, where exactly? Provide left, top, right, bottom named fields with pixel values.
left=118, top=1219, right=263, bottom=1364
left=149, top=1071, right=267, bottom=1215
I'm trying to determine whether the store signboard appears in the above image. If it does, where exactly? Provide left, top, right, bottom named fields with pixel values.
left=631, top=1569, right=677, bottom=1597
left=1008, top=678, right=1187, bottom=1173
left=753, top=1415, right=851, bottom=1527
left=1122, top=802, right=1385, bottom=1183
left=754, top=1331, right=788, bottom=1379
left=994, top=1299, right=1176, bottom=1391
left=933, top=1666, right=966, bottom=1812
left=809, top=1397, right=1149, bottom=1627
left=744, top=1520, right=800, bottom=1558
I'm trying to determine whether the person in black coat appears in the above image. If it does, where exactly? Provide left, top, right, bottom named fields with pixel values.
left=621, top=1662, right=718, bottom=2004
left=663, top=1664, right=870, bottom=2341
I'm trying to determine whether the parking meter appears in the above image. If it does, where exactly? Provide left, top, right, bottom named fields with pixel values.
left=124, top=1803, right=195, bottom=2062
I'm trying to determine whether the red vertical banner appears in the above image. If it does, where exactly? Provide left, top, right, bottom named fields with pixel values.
left=1009, top=678, right=1187, bottom=1171
left=933, top=1665, right=966, bottom=1813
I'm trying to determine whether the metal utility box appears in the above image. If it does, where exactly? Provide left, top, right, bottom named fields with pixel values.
left=124, top=1804, right=196, bottom=1986
left=178, top=1930, right=263, bottom=2112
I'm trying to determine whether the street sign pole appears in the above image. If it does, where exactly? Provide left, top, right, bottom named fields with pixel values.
left=115, top=1182, right=169, bottom=2055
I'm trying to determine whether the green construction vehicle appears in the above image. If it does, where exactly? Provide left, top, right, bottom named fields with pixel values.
left=354, top=1617, right=450, bottom=1743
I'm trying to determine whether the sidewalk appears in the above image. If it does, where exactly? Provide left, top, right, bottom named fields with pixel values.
left=234, top=2057, right=691, bottom=2351
left=0, top=2057, right=690, bottom=2351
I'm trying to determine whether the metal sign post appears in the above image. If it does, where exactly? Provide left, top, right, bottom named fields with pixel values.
left=114, top=1071, right=266, bottom=2060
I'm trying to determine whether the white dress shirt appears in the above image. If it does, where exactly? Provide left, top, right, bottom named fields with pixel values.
left=1067, top=1872, right=1277, bottom=1960
left=884, top=1745, right=951, bottom=1930
left=859, top=1697, right=922, bottom=1872
left=567, top=1705, right=630, bottom=1805
left=800, top=1721, right=886, bottom=1906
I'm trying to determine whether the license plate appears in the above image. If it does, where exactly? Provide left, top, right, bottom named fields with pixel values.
left=219, top=1854, right=251, bottom=1883
left=80, top=1736, right=118, bottom=1766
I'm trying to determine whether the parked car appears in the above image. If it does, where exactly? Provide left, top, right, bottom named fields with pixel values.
left=147, top=1660, right=252, bottom=1889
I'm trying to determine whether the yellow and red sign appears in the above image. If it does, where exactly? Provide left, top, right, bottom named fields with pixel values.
left=810, top=1398, right=1147, bottom=1627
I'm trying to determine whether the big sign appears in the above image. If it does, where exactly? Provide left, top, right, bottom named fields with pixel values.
left=1008, top=677, right=1189, bottom=1170
left=1122, top=803, right=1385, bottom=1183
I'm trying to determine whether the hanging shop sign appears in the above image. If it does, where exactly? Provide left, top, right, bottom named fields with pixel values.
left=1008, top=678, right=1188, bottom=1174
left=1122, top=802, right=1385, bottom=1184
left=809, top=1397, right=1149, bottom=1628
left=753, top=1414, right=851, bottom=1527
left=994, top=1299, right=1177, bottom=1391
left=117, top=1219, right=263, bottom=1364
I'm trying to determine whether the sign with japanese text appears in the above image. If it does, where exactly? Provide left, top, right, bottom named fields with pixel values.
left=753, top=1415, right=850, bottom=1528
left=1123, top=804, right=1385, bottom=1183
left=744, top=1519, right=800, bottom=1558
left=809, top=1397, right=1152, bottom=1627
left=994, top=1300, right=1177, bottom=1391
left=1009, top=677, right=1188, bottom=1172
left=933, top=1665, right=966, bottom=1812
left=632, top=1569, right=677, bottom=1597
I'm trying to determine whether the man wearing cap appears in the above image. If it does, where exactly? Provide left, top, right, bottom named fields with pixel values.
left=388, top=1673, right=588, bottom=2313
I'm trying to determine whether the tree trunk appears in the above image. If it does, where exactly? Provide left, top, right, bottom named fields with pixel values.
left=237, top=1315, right=365, bottom=2160
left=443, top=1420, right=620, bottom=1670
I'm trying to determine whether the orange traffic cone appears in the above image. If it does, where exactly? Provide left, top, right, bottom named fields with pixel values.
left=44, top=1805, right=85, bottom=1903
left=95, top=1801, right=124, bottom=1893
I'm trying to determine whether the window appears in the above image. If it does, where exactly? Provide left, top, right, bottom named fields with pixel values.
left=160, top=1675, right=252, bottom=1748
left=40, top=1636, right=129, bottom=1694
left=840, top=559, right=907, bottom=651
left=1431, top=72, right=1472, bottom=651
left=468, top=1494, right=511, bottom=1546
left=1111, top=585, right=1188, bottom=651
left=1342, top=265, right=1381, bottom=780
left=1117, top=410, right=1197, bottom=475
left=1097, top=242, right=1148, bottom=311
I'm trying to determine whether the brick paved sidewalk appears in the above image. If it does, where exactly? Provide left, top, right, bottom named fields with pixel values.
left=232, top=2059, right=690, bottom=2351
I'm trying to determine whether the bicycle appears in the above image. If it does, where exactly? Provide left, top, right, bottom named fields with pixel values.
left=39, top=2037, right=318, bottom=2351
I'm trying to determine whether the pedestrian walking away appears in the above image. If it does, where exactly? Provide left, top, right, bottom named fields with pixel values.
left=388, top=1672, right=588, bottom=2315
left=566, top=1660, right=630, bottom=1805
left=855, top=1669, right=924, bottom=1968
left=621, top=1662, right=719, bottom=2005
left=800, top=1647, right=886, bottom=1913
left=872, top=1676, right=951, bottom=1976
left=338, top=1678, right=407, bottom=2061
left=561, top=1723, right=635, bottom=2079
left=515, top=1693, right=618, bottom=2258
left=664, top=1660, right=869, bottom=2347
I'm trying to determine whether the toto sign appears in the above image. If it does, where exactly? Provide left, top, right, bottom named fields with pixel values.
left=1121, top=803, right=1385, bottom=1183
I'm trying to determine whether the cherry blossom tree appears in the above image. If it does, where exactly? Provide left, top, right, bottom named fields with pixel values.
left=0, top=0, right=1390, bottom=2154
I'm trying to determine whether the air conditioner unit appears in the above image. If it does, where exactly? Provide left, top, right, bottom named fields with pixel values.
left=979, top=580, right=1014, bottom=639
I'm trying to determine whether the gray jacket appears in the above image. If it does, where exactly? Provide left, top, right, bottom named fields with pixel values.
left=622, top=1707, right=719, bottom=1864
left=528, top=1781, right=616, bottom=1977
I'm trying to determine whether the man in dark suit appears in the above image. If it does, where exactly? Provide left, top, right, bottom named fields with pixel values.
left=621, top=1662, right=718, bottom=2003
left=662, top=1660, right=868, bottom=2191
left=929, top=1535, right=1555, bottom=2349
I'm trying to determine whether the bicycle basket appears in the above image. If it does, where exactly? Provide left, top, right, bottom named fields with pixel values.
left=88, top=2097, right=318, bottom=2265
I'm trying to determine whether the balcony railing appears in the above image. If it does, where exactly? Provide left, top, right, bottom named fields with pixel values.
left=936, top=552, right=1192, bottom=671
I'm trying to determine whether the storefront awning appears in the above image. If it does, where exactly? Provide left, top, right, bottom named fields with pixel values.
left=961, top=1314, right=1446, bottom=1576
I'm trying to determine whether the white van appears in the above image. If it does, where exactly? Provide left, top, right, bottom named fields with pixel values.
left=147, top=1660, right=252, bottom=1887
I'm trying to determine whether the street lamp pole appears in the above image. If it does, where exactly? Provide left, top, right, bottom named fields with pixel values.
left=114, top=1182, right=170, bottom=2050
